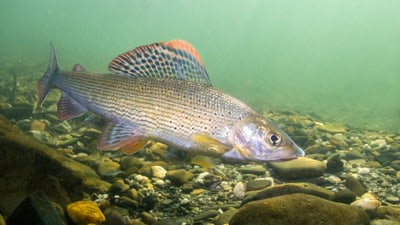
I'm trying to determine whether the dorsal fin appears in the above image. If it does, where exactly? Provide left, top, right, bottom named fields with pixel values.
left=108, top=40, right=211, bottom=85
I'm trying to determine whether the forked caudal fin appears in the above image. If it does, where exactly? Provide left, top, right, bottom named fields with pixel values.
left=108, top=40, right=212, bottom=85
left=37, top=43, right=60, bottom=106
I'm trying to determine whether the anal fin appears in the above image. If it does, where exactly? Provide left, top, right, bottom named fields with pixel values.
left=98, top=122, right=147, bottom=154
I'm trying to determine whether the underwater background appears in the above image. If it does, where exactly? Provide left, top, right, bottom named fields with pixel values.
left=0, top=0, right=399, bottom=132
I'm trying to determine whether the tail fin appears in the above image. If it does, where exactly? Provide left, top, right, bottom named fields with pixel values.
left=37, top=43, right=60, bottom=106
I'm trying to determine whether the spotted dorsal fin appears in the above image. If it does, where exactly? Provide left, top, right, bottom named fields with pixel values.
left=108, top=40, right=211, bottom=85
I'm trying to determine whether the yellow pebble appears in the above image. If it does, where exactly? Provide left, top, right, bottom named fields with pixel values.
left=191, top=188, right=205, bottom=195
left=67, top=201, right=105, bottom=225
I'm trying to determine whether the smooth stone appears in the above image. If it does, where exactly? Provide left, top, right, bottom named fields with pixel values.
left=242, top=182, right=333, bottom=205
left=214, top=208, right=239, bottom=225
left=329, top=190, right=357, bottom=204
left=230, top=193, right=369, bottom=225
left=246, top=179, right=272, bottom=191
left=345, top=173, right=367, bottom=196
left=385, top=196, right=400, bottom=204
left=154, top=217, right=188, bottom=225
left=193, top=209, right=219, bottom=222
left=0, top=116, right=110, bottom=216
left=67, top=200, right=106, bottom=225
left=237, top=165, right=267, bottom=175
left=141, top=211, right=157, bottom=225
left=97, top=160, right=121, bottom=177
left=6, top=191, right=65, bottom=225
left=371, top=219, right=400, bottom=225
left=151, top=165, right=167, bottom=179
left=316, top=123, right=347, bottom=133
left=139, top=161, right=169, bottom=177
left=166, top=169, right=194, bottom=185
left=269, top=157, right=326, bottom=179
left=396, top=171, right=400, bottom=181
left=0, top=214, right=4, bottom=225
left=120, top=156, right=141, bottom=171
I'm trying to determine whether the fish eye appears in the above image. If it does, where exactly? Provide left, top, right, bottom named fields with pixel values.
left=267, top=133, right=281, bottom=146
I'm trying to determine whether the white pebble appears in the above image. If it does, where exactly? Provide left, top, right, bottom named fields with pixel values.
left=180, top=198, right=190, bottom=205
left=233, top=181, right=246, bottom=199
left=358, top=167, right=370, bottom=175
left=370, top=139, right=387, bottom=149
left=327, top=175, right=341, bottom=184
left=151, top=165, right=167, bottom=179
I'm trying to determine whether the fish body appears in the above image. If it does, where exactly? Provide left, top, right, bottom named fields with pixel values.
left=38, top=40, right=304, bottom=161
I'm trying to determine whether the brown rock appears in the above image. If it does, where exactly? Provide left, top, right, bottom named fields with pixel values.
left=269, top=157, right=326, bottom=179
left=231, top=193, right=369, bottom=225
left=242, top=182, right=333, bottom=205
left=0, top=115, right=110, bottom=216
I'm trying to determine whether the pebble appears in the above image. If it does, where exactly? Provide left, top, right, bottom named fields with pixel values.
left=246, top=178, right=272, bottom=191
left=385, top=196, right=400, bottom=204
left=66, top=201, right=106, bottom=225
left=233, top=182, right=246, bottom=199
left=358, top=167, right=370, bottom=175
left=236, top=165, right=267, bottom=175
left=151, top=165, right=167, bottom=178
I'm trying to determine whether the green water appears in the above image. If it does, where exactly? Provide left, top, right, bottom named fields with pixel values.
left=1, top=0, right=399, bottom=131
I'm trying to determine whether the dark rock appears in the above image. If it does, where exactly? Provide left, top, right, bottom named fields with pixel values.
left=231, top=193, right=369, bottom=225
left=108, top=181, right=130, bottom=194
left=269, top=157, right=326, bottom=179
left=6, top=191, right=66, bottom=225
left=326, top=153, right=344, bottom=173
left=329, top=190, right=357, bottom=204
left=141, top=211, right=157, bottom=225
left=0, top=115, right=111, bottom=217
left=345, top=173, right=367, bottom=196
left=242, top=182, right=333, bottom=205
left=114, top=196, right=138, bottom=208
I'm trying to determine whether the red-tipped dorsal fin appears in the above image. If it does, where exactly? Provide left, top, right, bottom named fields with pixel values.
left=108, top=39, right=211, bottom=85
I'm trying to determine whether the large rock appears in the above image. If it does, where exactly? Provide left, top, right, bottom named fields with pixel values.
left=230, top=193, right=369, bottom=225
left=269, top=157, right=326, bottom=179
left=6, top=191, right=65, bottom=225
left=0, top=115, right=110, bottom=217
left=242, top=182, right=333, bottom=205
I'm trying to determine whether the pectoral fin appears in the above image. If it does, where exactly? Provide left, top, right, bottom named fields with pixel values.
left=57, top=92, right=88, bottom=120
left=98, top=122, right=147, bottom=154
left=191, top=133, right=230, bottom=155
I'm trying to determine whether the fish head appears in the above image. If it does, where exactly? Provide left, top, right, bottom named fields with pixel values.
left=222, top=117, right=305, bottom=161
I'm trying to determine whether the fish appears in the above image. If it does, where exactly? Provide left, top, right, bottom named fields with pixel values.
left=37, top=39, right=305, bottom=161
